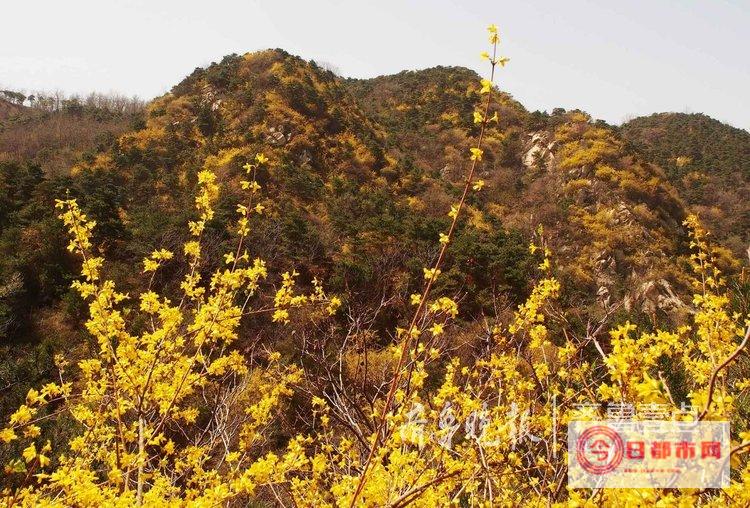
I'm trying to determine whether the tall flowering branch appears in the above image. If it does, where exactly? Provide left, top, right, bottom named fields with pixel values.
left=348, top=23, right=507, bottom=506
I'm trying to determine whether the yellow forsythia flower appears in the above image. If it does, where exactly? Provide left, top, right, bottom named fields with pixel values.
left=22, top=443, right=36, bottom=463
left=143, top=258, right=159, bottom=272
left=327, top=296, right=342, bottom=315
left=479, top=79, right=492, bottom=94
left=0, top=428, right=16, bottom=443
left=487, top=24, right=499, bottom=43
left=423, top=268, right=441, bottom=280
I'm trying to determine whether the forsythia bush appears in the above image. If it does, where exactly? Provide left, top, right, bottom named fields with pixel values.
left=1, top=25, right=749, bottom=507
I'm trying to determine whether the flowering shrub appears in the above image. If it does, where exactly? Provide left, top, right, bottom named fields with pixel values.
left=1, top=25, right=749, bottom=507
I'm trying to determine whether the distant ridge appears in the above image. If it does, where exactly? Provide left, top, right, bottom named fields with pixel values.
left=0, top=98, right=27, bottom=121
left=621, top=112, right=750, bottom=253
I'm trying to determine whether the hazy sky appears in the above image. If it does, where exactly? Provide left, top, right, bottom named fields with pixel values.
left=1, top=0, right=748, bottom=129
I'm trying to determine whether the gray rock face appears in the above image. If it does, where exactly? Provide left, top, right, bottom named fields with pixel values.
left=523, top=131, right=556, bottom=170
left=200, top=84, right=222, bottom=112
left=299, top=149, right=312, bottom=166
left=623, top=279, right=686, bottom=315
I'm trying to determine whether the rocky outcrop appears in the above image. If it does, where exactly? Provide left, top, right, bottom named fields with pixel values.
left=624, top=279, right=686, bottom=316
left=523, top=131, right=556, bottom=170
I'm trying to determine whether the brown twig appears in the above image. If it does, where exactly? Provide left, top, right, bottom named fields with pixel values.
left=698, top=324, right=750, bottom=420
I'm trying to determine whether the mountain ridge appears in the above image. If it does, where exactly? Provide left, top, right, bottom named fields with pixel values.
left=0, top=50, right=747, bottom=430
left=1, top=48, right=749, bottom=502
left=3, top=50, right=745, bottom=324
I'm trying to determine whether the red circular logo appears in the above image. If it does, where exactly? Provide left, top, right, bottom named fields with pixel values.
left=576, top=425, right=624, bottom=475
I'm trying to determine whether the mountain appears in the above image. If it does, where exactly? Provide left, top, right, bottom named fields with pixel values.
left=0, top=48, right=747, bottom=452
left=97, top=52, right=564, bottom=356
left=621, top=112, right=750, bottom=254
left=4, top=51, right=743, bottom=352
left=1, top=48, right=749, bottom=505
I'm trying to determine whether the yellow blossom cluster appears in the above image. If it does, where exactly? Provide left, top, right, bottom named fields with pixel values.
left=2, top=25, right=750, bottom=508
left=1, top=154, right=342, bottom=507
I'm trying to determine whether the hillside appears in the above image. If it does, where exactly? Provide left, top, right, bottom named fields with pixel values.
left=621, top=112, right=750, bottom=179
left=0, top=53, right=538, bottom=424
left=0, top=98, right=27, bottom=121
left=346, top=72, right=705, bottom=323
left=2, top=52, right=737, bottom=392
left=0, top=95, right=142, bottom=175
left=621, top=112, right=750, bottom=254
left=1, top=46, right=749, bottom=505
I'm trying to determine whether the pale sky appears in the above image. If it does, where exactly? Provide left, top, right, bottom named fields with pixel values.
left=1, top=0, right=748, bottom=129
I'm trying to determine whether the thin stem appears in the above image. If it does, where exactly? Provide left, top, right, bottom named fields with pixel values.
left=349, top=36, right=500, bottom=507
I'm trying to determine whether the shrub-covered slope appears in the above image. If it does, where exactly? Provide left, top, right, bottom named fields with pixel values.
left=0, top=52, right=746, bottom=444
left=622, top=112, right=750, bottom=254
